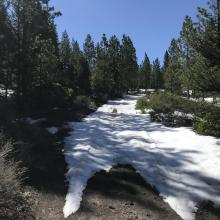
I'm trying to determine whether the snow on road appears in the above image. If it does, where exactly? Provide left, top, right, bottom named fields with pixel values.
left=64, top=95, right=220, bottom=220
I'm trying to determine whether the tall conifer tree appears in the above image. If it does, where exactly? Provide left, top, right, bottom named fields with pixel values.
left=139, top=53, right=151, bottom=90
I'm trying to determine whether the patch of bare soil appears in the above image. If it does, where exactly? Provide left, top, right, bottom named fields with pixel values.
left=71, top=164, right=182, bottom=220
left=32, top=165, right=181, bottom=220
left=30, top=164, right=220, bottom=220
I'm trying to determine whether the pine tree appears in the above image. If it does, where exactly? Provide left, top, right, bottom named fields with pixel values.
left=139, top=53, right=151, bottom=90
left=194, top=0, right=220, bottom=67
left=120, top=35, right=138, bottom=92
left=10, top=0, right=60, bottom=107
left=107, top=35, right=121, bottom=97
left=91, top=35, right=110, bottom=100
left=162, top=51, right=170, bottom=74
left=59, top=31, right=72, bottom=87
left=77, top=56, right=91, bottom=95
left=191, top=53, right=220, bottom=93
left=180, top=16, right=196, bottom=61
left=191, top=54, right=210, bottom=94
left=72, top=40, right=91, bottom=95
left=92, top=46, right=106, bottom=99
left=164, top=39, right=182, bottom=93
left=152, top=58, right=163, bottom=89
left=179, top=16, right=197, bottom=98
left=0, top=0, right=14, bottom=100
left=32, top=37, right=58, bottom=87
left=83, top=34, right=95, bottom=68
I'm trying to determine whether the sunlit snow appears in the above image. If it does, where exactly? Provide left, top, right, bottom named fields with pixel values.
left=0, top=88, right=14, bottom=97
left=64, top=95, right=220, bottom=220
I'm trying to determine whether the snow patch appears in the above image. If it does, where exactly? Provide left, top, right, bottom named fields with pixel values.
left=173, top=111, right=194, bottom=119
left=25, top=117, right=46, bottom=125
left=47, top=127, right=59, bottom=135
left=190, top=97, right=220, bottom=107
left=64, top=95, right=220, bottom=220
left=0, top=88, right=14, bottom=97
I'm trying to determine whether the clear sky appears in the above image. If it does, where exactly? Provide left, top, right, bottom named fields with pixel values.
left=50, top=0, right=207, bottom=64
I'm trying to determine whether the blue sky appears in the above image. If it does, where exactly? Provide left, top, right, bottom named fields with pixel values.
left=50, top=0, right=207, bottom=64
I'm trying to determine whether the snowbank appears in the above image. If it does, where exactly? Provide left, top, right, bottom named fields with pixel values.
left=0, top=88, right=14, bottom=97
left=173, top=111, right=194, bottom=119
left=190, top=97, right=220, bottom=107
left=64, top=95, right=220, bottom=220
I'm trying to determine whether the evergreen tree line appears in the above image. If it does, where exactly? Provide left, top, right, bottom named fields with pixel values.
left=0, top=0, right=139, bottom=111
left=138, top=0, right=220, bottom=96
left=1, top=0, right=219, bottom=111
left=0, top=0, right=61, bottom=109
left=162, top=0, right=220, bottom=97
left=138, top=54, right=164, bottom=90
left=59, top=32, right=139, bottom=101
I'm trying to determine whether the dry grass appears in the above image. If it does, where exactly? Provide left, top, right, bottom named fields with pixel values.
left=0, top=134, right=31, bottom=220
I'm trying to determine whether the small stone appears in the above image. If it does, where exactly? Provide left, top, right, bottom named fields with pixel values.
left=109, top=206, right=116, bottom=210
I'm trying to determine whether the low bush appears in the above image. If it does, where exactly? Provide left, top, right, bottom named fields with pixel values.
left=141, top=109, right=146, bottom=114
left=193, top=110, right=220, bottom=137
left=74, top=95, right=96, bottom=110
left=0, top=100, right=17, bottom=125
left=2, top=118, right=66, bottom=193
left=29, top=83, right=72, bottom=110
left=0, top=135, right=31, bottom=220
left=136, top=93, right=220, bottom=137
left=147, top=93, right=180, bottom=114
left=112, top=108, right=118, bottom=113
left=136, top=96, right=149, bottom=111
left=93, top=93, right=109, bottom=105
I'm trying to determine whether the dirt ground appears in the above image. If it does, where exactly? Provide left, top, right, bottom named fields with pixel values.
left=29, top=164, right=220, bottom=220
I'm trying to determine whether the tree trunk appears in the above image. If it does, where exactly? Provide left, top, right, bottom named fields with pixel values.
left=16, top=2, right=22, bottom=112
left=217, top=0, right=220, bottom=64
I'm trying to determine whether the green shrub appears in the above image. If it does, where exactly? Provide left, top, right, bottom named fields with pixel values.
left=138, top=92, right=220, bottom=137
left=141, top=109, right=146, bottom=114
left=193, top=110, right=220, bottom=137
left=89, top=100, right=97, bottom=110
left=0, top=100, right=17, bottom=125
left=0, top=135, right=31, bottom=220
left=29, top=83, right=72, bottom=110
left=95, top=93, right=109, bottom=104
left=148, top=93, right=178, bottom=114
left=112, top=108, right=118, bottom=113
left=74, top=95, right=96, bottom=109
left=135, top=96, right=149, bottom=111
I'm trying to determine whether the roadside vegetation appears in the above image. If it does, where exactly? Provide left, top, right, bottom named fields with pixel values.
left=136, top=0, right=220, bottom=138
left=136, top=93, right=220, bottom=137
left=0, top=0, right=140, bottom=218
left=0, top=135, right=32, bottom=220
left=0, top=0, right=219, bottom=218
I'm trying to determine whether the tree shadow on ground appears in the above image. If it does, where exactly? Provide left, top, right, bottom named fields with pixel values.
left=70, top=164, right=182, bottom=220
left=69, top=164, right=220, bottom=220
left=65, top=96, right=220, bottom=220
